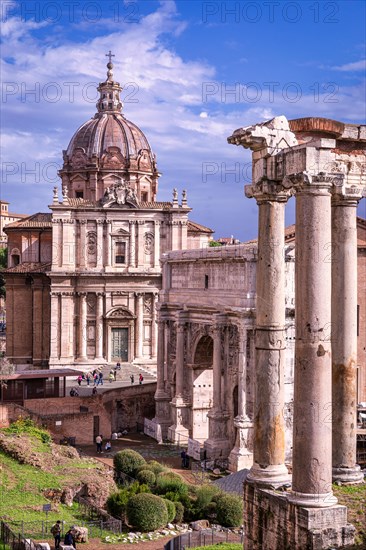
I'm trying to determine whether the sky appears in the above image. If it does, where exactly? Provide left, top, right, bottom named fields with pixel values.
left=1, top=0, right=365, bottom=241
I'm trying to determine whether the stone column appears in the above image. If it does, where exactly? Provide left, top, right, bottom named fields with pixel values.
left=154, top=221, right=161, bottom=268
left=137, top=221, right=145, bottom=267
left=290, top=173, right=338, bottom=507
left=95, top=292, right=104, bottom=360
left=246, top=181, right=290, bottom=486
left=151, top=293, right=158, bottom=358
left=331, top=185, right=364, bottom=483
left=205, top=314, right=230, bottom=459
left=107, top=221, right=112, bottom=266
left=136, top=292, right=144, bottom=359
left=49, top=292, right=60, bottom=361
left=153, top=311, right=171, bottom=436
left=79, top=220, right=87, bottom=268
left=229, top=320, right=254, bottom=471
left=129, top=221, right=136, bottom=267
left=60, top=292, right=74, bottom=361
left=169, top=314, right=189, bottom=442
left=79, top=292, right=87, bottom=360
left=96, top=220, right=104, bottom=268
left=52, top=219, right=62, bottom=267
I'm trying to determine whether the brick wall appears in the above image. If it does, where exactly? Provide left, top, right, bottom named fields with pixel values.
left=0, top=383, right=156, bottom=444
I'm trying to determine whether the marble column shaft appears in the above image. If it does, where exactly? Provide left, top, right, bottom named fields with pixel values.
left=332, top=192, right=363, bottom=483
left=136, top=293, right=144, bottom=358
left=291, top=174, right=336, bottom=506
left=50, top=292, right=60, bottom=359
left=212, top=322, right=222, bottom=412
left=175, top=322, right=185, bottom=398
left=248, top=190, right=288, bottom=485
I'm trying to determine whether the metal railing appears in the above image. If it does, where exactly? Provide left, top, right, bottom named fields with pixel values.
left=0, top=520, right=38, bottom=550
left=164, top=528, right=244, bottom=549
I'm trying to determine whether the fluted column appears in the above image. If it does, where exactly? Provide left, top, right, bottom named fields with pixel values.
left=289, top=172, right=338, bottom=507
left=136, top=292, right=144, bottom=359
left=79, top=292, right=87, bottom=360
left=95, top=292, right=104, bottom=360
left=154, top=221, right=161, bottom=268
left=52, top=219, right=62, bottom=267
left=246, top=181, right=290, bottom=486
left=332, top=184, right=364, bottom=483
left=96, top=220, right=104, bottom=268
left=229, top=320, right=253, bottom=471
left=49, top=292, right=60, bottom=361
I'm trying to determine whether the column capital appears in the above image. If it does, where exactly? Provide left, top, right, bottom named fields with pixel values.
left=284, top=171, right=344, bottom=195
left=78, top=219, right=87, bottom=225
left=331, top=181, right=365, bottom=206
left=77, top=292, right=87, bottom=297
left=135, top=291, right=144, bottom=298
left=245, top=178, right=292, bottom=203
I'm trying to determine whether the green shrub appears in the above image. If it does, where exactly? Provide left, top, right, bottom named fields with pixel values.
left=147, top=460, right=168, bottom=475
left=137, top=469, right=156, bottom=487
left=127, top=493, right=168, bottom=532
left=114, top=449, right=146, bottom=477
left=173, top=501, right=184, bottom=523
left=163, top=499, right=176, bottom=523
left=215, top=494, right=243, bottom=527
left=3, top=418, right=51, bottom=444
left=156, top=472, right=189, bottom=497
left=195, top=484, right=222, bottom=516
left=106, top=482, right=149, bottom=519
left=106, top=490, right=129, bottom=519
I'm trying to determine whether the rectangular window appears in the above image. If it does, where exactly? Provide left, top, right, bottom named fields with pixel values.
left=204, top=274, right=209, bottom=289
left=75, top=191, right=84, bottom=198
left=115, top=242, right=126, bottom=264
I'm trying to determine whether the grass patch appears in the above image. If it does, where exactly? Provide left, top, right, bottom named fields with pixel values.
left=333, top=483, right=366, bottom=547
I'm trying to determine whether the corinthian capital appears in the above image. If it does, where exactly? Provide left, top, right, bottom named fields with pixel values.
left=245, top=178, right=293, bottom=203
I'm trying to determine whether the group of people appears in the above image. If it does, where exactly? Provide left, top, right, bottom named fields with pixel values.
left=51, top=521, right=76, bottom=549
left=95, top=434, right=112, bottom=454
left=130, top=373, right=144, bottom=385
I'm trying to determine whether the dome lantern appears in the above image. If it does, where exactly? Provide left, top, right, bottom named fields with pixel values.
left=96, top=51, right=123, bottom=114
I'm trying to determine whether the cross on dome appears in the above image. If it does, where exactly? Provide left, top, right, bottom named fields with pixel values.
left=106, top=50, right=115, bottom=64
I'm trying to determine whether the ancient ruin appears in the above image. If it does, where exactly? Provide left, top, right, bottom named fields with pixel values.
left=228, top=116, right=365, bottom=549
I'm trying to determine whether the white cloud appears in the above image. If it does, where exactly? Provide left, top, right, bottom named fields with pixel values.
left=331, top=60, right=366, bottom=72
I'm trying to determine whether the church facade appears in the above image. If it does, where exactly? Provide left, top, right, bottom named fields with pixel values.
left=4, top=60, right=211, bottom=369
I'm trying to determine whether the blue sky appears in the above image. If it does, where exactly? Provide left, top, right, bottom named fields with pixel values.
left=1, top=0, right=365, bottom=240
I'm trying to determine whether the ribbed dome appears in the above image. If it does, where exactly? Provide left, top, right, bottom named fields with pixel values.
left=66, top=112, right=155, bottom=170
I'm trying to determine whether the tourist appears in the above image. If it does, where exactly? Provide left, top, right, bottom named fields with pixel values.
left=92, top=386, right=97, bottom=395
left=86, top=373, right=91, bottom=386
left=130, top=374, right=134, bottom=385
left=115, top=361, right=121, bottom=370
left=180, top=449, right=187, bottom=468
left=139, top=373, right=143, bottom=385
left=64, top=529, right=76, bottom=548
left=105, top=441, right=111, bottom=452
left=109, top=369, right=114, bottom=383
left=96, top=434, right=102, bottom=454
left=77, top=375, right=82, bottom=386
left=98, top=371, right=104, bottom=385
left=113, top=367, right=117, bottom=381
left=93, top=372, right=98, bottom=385
left=69, top=387, right=78, bottom=397
left=111, top=432, right=118, bottom=440
left=50, top=520, right=61, bottom=549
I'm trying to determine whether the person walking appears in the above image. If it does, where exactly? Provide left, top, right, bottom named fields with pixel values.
left=139, top=373, right=143, bottom=385
left=108, top=371, right=114, bottom=383
left=86, top=372, right=91, bottom=386
left=96, top=434, right=102, bottom=453
left=98, top=371, right=104, bottom=386
left=113, top=367, right=117, bottom=381
left=50, top=520, right=61, bottom=549
left=130, top=374, right=134, bottom=385
left=77, top=375, right=82, bottom=386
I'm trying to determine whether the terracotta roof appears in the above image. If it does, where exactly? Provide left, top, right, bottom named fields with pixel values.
left=4, top=213, right=52, bottom=230
left=188, top=220, right=214, bottom=234
left=4, top=262, right=51, bottom=274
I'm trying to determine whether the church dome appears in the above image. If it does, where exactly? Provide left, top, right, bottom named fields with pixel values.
left=60, top=53, right=159, bottom=203
left=62, top=53, right=157, bottom=175
left=66, top=112, right=156, bottom=172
